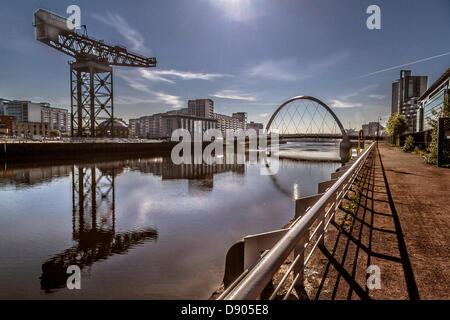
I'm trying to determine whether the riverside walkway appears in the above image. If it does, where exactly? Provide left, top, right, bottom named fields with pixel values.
left=299, top=142, right=449, bottom=300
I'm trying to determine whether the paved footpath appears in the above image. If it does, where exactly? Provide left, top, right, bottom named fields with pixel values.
left=302, top=142, right=450, bottom=300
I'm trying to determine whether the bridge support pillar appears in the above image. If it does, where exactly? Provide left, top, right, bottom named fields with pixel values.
left=339, top=138, right=352, bottom=163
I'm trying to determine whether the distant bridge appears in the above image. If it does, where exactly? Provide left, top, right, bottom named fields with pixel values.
left=280, top=133, right=359, bottom=140
left=266, top=95, right=352, bottom=161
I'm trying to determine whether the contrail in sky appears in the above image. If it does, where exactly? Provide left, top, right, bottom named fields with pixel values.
left=357, top=51, right=450, bottom=78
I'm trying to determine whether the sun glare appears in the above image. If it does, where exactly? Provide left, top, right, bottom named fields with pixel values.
left=212, top=0, right=256, bottom=22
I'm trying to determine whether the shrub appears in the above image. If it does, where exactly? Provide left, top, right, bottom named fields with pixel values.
left=402, top=135, right=415, bottom=152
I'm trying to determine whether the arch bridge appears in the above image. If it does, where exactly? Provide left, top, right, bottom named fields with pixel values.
left=265, top=96, right=352, bottom=162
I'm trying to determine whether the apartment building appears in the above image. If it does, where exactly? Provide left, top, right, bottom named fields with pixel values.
left=391, top=70, right=428, bottom=133
left=188, top=99, right=214, bottom=118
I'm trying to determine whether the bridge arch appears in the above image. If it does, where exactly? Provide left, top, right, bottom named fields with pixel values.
left=266, top=95, right=349, bottom=143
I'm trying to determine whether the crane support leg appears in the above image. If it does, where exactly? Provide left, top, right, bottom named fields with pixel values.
left=70, top=61, right=113, bottom=137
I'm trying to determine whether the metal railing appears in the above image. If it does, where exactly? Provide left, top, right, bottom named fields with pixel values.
left=219, top=142, right=376, bottom=300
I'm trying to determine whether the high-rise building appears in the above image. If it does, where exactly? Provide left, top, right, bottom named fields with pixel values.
left=232, top=112, right=247, bottom=130
left=247, top=121, right=264, bottom=132
left=213, top=113, right=242, bottom=134
left=129, top=113, right=164, bottom=138
left=188, top=99, right=214, bottom=119
left=40, top=103, right=69, bottom=133
left=391, top=70, right=428, bottom=132
left=2, top=100, right=42, bottom=122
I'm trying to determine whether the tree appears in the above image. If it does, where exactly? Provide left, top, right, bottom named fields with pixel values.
left=49, top=129, right=61, bottom=137
left=385, top=113, right=408, bottom=146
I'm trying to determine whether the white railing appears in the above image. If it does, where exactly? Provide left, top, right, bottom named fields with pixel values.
left=219, top=142, right=376, bottom=300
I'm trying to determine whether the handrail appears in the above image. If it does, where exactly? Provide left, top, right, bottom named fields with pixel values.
left=222, top=142, right=376, bottom=299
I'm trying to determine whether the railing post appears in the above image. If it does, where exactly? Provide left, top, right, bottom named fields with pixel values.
left=293, top=232, right=308, bottom=286
left=318, top=209, right=325, bottom=246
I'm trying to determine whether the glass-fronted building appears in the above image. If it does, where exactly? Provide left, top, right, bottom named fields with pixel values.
left=417, top=68, right=450, bottom=132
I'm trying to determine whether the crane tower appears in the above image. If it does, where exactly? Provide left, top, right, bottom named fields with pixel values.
left=33, top=9, right=156, bottom=137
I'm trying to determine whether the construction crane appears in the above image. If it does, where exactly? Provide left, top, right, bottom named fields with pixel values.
left=33, top=9, right=157, bottom=137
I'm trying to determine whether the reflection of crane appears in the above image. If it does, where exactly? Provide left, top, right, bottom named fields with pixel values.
left=40, top=228, right=158, bottom=292
left=40, top=163, right=158, bottom=292
left=33, top=9, right=157, bottom=137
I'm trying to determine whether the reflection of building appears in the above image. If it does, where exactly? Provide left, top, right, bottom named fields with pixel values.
left=97, top=119, right=129, bottom=137
left=247, top=121, right=263, bottom=132
left=416, top=68, right=450, bottom=132
left=0, top=165, right=71, bottom=187
left=391, top=70, right=428, bottom=133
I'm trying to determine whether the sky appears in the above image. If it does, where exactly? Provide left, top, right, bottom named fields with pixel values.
left=0, top=0, right=449, bottom=129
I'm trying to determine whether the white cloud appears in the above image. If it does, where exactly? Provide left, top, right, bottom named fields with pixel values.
left=249, top=58, right=299, bottom=81
left=92, top=12, right=150, bottom=53
left=211, top=90, right=257, bottom=101
left=329, top=99, right=363, bottom=108
left=140, top=69, right=231, bottom=83
left=154, top=92, right=183, bottom=108
left=115, top=71, right=182, bottom=108
left=258, top=113, right=268, bottom=118
left=339, top=92, right=358, bottom=100
left=369, top=94, right=385, bottom=99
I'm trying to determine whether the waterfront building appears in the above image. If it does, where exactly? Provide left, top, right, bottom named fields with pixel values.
left=0, top=115, right=15, bottom=135
left=97, top=119, right=129, bottom=138
left=213, top=113, right=242, bottom=134
left=247, top=121, right=264, bottom=132
left=12, top=121, right=50, bottom=137
left=129, top=113, right=164, bottom=138
left=130, top=99, right=246, bottom=138
left=391, top=70, right=428, bottom=133
left=416, top=68, right=450, bottom=132
left=1, top=99, right=70, bottom=133
left=0, top=98, right=10, bottom=115
left=232, top=112, right=248, bottom=130
left=2, top=100, right=42, bottom=122
left=40, top=103, right=69, bottom=133
left=188, top=99, right=214, bottom=119
left=160, top=113, right=217, bottom=138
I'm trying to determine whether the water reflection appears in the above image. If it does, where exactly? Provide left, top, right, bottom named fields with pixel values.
left=38, top=159, right=245, bottom=292
left=40, top=164, right=158, bottom=292
left=0, top=144, right=339, bottom=299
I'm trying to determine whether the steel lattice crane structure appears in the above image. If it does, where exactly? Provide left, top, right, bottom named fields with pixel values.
left=33, top=9, right=157, bottom=137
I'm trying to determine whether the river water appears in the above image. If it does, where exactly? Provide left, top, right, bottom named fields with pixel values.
left=0, top=142, right=341, bottom=299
